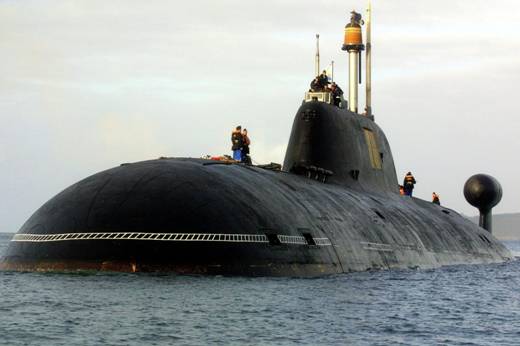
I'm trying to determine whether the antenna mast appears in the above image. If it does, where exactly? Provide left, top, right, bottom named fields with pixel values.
left=315, top=34, right=320, bottom=76
left=365, top=1, right=373, bottom=118
left=331, top=60, right=334, bottom=82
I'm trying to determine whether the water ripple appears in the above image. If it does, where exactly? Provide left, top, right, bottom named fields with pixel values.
left=1, top=234, right=520, bottom=345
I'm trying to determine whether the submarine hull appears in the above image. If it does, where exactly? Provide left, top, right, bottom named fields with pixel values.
left=1, top=156, right=512, bottom=275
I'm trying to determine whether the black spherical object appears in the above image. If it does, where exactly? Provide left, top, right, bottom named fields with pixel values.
left=464, top=174, right=502, bottom=211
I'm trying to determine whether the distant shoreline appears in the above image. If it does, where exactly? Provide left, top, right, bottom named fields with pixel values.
left=468, top=213, right=520, bottom=241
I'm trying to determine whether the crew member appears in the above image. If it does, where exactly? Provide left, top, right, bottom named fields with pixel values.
left=318, top=70, right=330, bottom=88
left=310, top=76, right=322, bottom=91
left=432, top=192, right=440, bottom=205
left=241, top=128, right=252, bottom=164
left=231, top=126, right=243, bottom=161
left=403, top=172, right=416, bottom=197
left=330, top=82, right=343, bottom=106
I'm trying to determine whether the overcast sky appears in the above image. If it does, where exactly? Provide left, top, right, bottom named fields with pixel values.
left=1, top=0, right=519, bottom=233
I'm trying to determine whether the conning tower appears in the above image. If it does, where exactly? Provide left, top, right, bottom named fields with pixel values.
left=284, top=4, right=398, bottom=194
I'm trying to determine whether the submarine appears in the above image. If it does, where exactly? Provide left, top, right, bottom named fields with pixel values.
left=0, top=5, right=512, bottom=276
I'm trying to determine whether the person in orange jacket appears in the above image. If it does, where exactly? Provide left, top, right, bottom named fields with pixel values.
left=432, top=192, right=440, bottom=205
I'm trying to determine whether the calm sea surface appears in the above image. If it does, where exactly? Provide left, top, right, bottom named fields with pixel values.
left=1, top=233, right=519, bottom=346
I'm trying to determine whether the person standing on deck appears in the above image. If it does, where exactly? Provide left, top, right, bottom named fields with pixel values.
left=403, top=172, right=416, bottom=197
left=241, top=128, right=252, bottom=164
left=432, top=192, right=440, bottom=205
left=231, top=126, right=243, bottom=161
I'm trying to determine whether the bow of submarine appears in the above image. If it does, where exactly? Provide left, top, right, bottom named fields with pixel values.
left=0, top=158, right=344, bottom=275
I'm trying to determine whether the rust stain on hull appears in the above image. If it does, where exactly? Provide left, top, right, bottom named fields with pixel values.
left=0, top=259, right=336, bottom=277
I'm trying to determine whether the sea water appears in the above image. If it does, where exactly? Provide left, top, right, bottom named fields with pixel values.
left=1, top=233, right=519, bottom=346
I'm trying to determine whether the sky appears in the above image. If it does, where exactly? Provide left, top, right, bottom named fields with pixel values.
left=0, top=0, right=519, bottom=233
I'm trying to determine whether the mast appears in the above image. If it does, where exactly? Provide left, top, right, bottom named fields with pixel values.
left=365, top=1, right=372, bottom=118
left=342, top=11, right=365, bottom=114
left=348, top=50, right=359, bottom=112
left=315, top=34, right=320, bottom=76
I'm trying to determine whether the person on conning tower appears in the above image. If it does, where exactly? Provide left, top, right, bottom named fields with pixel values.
left=318, top=70, right=330, bottom=88
left=310, top=76, right=322, bottom=91
left=330, top=82, right=343, bottom=106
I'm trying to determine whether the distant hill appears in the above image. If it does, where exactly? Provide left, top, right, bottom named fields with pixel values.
left=469, top=213, right=520, bottom=240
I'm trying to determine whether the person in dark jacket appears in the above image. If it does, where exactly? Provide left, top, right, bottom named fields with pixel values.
left=241, top=128, right=252, bottom=164
left=403, top=172, right=416, bottom=197
left=330, top=82, right=343, bottom=106
left=310, top=77, right=322, bottom=91
left=231, top=126, right=243, bottom=161
left=318, top=70, right=330, bottom=88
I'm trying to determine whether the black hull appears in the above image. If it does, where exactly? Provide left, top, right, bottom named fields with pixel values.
left=1, top=102, right=512, bottom=276
left=0, top=158, right=511, bottom=276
